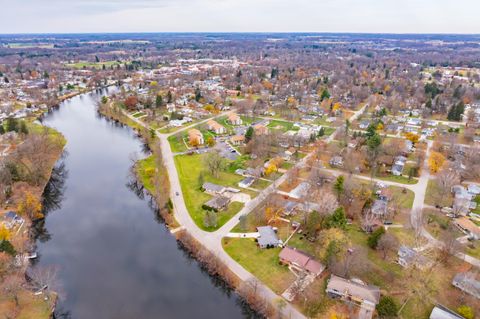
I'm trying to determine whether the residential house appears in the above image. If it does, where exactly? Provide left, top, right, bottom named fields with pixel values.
left=397, top=245, right=433, bottom=270
left=256, top=226, right=282, bottom=248
left=238, top=177, right=255, bottom=189
left=385, top=123, right=400, bottom=133
left=202, top=182, right=226, bottom=195
left=407, top=118, right=422, bottom=126
left=359, top=120, right=371, bottom=130
left=282, top=201, right=299, bottom=216
left=207, top=120, right=226, bottom=134
left=371, top=199, right=388, bottom=217
left=203, top=196, right=230, bottom=212
left=392, top=155, right=407, bottom=176
left=405, top=140, right=414, bottom=153
left=253, top=123, right=269, bottom=135
left=227, top=113, right=243, bottom=125
left=329, top=156, right=343, bottom=167
left=467, top=184, right=480, bottom=196
left=454, top=217, right=480, bottom=240
left=230, top=135, right=245, bottom=146
left=188, top=128, right=204, bottom=145
left=279, top=246, right=325, bottom=276
left=452, top=185, right=474, bottom=215
left=326, top=275, right=380, bottom=314
left=452, top=272, right=480, bottom=299
left=2, top=211, right=24, bottom=229
left=290, top=182, right=311, bottom=199
left=429, top=305, right=465, bottom=319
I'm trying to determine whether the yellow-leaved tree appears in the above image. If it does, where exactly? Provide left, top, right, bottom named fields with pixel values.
left=0, top=225, right=11, bottom=241
left=264, top=164, right=277, bottom=176
left=428, top=151, right=445, bottom=173
left=17, top=192, right=43, bottom=220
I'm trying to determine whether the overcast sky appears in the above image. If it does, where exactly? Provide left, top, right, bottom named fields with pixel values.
left=1, top=0, right=479, bottom=34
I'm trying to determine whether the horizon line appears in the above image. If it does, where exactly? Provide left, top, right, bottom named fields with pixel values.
left=1, top=31, right=480, bottom=36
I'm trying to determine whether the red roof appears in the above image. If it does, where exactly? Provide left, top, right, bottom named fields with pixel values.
left=279, top=246, right=325, bottom=275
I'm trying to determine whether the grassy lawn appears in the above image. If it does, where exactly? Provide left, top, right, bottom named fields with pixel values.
left=425, top=179, right=453, bottom=207
left=168, top=134, right=189, bottom=153
left=174, top=154, right=246, bottom=231
left=217, top=115, right=258, bottom=130
left=322, top=127, right=336, bottom=136
left=132, top=111, right=145, bottom=118
left=375, top=174, right=419, bottom=185
left=267, top=120, right=295, bottom=132
left=0, top=290, right=56, bottom=319
left=388, top=186, right=415, bottom=209
left=136, top=155, right=157, bottom=192
left=251, top=179, right=271, bottom=190
left=471, top=195, right=480, bottom=215
left=222, top=237, right=295, bottom=294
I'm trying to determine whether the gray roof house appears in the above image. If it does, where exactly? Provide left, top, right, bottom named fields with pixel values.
left=329, top=156, right=343, bottom=167
left=392, top=156, right=407, bottom=176
left=429, top=304, right=465, bottom=319
left=202, top=182, right=226, bottom=195
left=290, top=182, right=311, bottom=199
left=203, top=196, right=230, bottom=212
left=398, top=245, right=433, bottom=270
left=371, top=199, right=388, bottom=216
left=256, top=226, right=282, bottom=248
left=452, top=272, right=480, bottom=299
left=326, top=275, right=380, bottom=314
left=238, top=177, right=255, bottom=189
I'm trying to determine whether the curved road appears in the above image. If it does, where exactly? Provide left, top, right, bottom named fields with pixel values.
left=125, top=102, right=479, bottom=319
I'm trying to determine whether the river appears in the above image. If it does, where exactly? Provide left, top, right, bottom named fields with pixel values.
left=34, top=88, right=256, bottom=319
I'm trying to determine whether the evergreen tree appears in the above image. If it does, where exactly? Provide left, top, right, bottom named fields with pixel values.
left=367, top=227, right=385, bottom=248
left=167, top=90, right=173, bottom=103
left=194, top=87, right=202, bottom=102
left=0, top=240, right=16, bottom=256
left=245, top=126, right=254, bottom=142
left=156, top=94, right=163, bottom=108
left=376, top=296, right=398, bottom=317
left=323, top=207, right=347, bottom=230
left=320, top=88, right=330, bottom=101
left=318, top=127, right=325, bottom=137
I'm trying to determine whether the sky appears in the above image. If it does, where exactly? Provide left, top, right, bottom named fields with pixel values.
left=1, top=0, right=479, bottom=34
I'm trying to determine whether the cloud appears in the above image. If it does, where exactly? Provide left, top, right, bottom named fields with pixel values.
left=1, top=0, right=479, bottom=34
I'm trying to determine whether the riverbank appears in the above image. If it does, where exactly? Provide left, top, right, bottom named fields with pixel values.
left=97, top=100, right=278, bottom=318
left=0, top=122, right=66, bottom=318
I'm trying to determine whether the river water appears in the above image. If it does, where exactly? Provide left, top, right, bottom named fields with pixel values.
left=35, top=88, right=255, bottom=319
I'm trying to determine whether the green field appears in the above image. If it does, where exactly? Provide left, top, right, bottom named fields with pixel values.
left=266, top=120, right=296, bottom=132
left=65, top=60, right=122, bottom=69
left=174, top=154, right=246, bottom=231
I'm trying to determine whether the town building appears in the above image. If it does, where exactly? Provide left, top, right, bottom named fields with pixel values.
left=227, top=113, right=243, bottom=125
left=188, top=128, right=204, bottom=145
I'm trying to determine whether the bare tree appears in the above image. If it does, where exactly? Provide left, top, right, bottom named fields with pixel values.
left=203, top=150, right=226, bottom=178
left=27, top=265, right=59, bottom=297
left=377, top=232, right=399, bottom=260
left=410, top=208, right=425, bottom=246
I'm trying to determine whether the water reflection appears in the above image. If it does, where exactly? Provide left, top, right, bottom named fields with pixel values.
left=33, top=88, right=258, bottom=319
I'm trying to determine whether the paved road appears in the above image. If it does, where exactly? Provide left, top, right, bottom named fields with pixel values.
left=123, top=103, right=479, bottom=319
